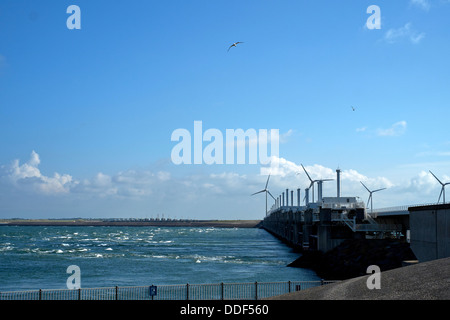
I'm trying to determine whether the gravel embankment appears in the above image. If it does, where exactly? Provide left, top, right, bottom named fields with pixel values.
left=268, top=257, right=450, bottom=300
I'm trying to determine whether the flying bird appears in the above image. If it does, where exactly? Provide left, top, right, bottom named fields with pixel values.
left=351, top=106, right=356, bottom=111
left=228, top=42, right=244, bottom=51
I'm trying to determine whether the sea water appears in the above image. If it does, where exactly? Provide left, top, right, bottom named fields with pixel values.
left=0, top=226, right=319, bottom=291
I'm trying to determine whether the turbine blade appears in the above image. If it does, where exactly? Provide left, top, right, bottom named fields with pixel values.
left=301, top=164, right=313, bottom=182
left=429, top=170, right=444, bottom=186
left=267, top=190, right=276, bottom=201
left=438, top=187, right=444, bottom=203
left=265, top=174, right=271, bottom=189
left=251, top=190, right=265, bottom=196
left=372, top=188, right=386, bottom=193
left=360, top=181, right=371, bottom=192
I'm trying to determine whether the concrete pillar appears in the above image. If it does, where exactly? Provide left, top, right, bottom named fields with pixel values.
left=317, top=181, right=323, bottom=202
left=302, top=209, right=313, bottom=249
left=286, top=189, right=289, bottom=207
left=291, top=190, right=294, bottom=206
left=336, top=168, right=341, bottom=200
left=282, top=192, right=285, bottom=206
left=318, top=225, right=331, bottom=253
left=305, top=188, right=309, bottom=205
left=297, top=188, right=301, bottom=206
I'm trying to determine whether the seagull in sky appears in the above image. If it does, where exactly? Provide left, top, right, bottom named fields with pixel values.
left=351, top=106, right=356, bottom=111
left=228, top=42, right=244, bottom=51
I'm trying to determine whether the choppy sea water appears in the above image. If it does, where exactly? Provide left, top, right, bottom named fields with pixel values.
left=0, top=226, right=319, bottom=291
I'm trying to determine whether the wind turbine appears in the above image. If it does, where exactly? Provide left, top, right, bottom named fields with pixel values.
left=429, top=170, right=450, bottom=204
left=300, top=164, right=333, bottom=203
left=299, top=164, right=316, bottom=202
left=360, top=181, right=386, bottom=213
left=252, top=174, right=276, bottom=215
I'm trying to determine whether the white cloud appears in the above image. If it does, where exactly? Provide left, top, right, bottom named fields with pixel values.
left=356, top=126, right=367, bottom=132
left=259, top=156, right=394, bottom=193
left=157, top=171, right=171, bottom=181
left=415, top=150, right=450, bottom=157
left=376, top=121, right=407, bottom=137
left=5, top=151, right=74, bottom=194
left=396, top=170, right=450, bottom=201
left=260, top=156, right=302, bottom=177
left=279, top=129, right=294, bottom=143
left=384, top=23, right=425, bottom=44
left=405, top=170, right=437, bottom=192
left=410, top=32, right=426, bottom=44
left=410, top=0, right=431, bottom=11
left=74, top=169, right=175, bottom=198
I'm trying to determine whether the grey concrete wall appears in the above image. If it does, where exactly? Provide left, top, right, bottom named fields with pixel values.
left=409, top=204, right=450, bottom=262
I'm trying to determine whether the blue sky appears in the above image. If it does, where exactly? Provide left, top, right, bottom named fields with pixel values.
left=1, top=0, right=450, bottom=219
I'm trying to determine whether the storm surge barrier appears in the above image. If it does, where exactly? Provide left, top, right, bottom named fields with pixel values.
left=0, top=280, right=337, bottom=300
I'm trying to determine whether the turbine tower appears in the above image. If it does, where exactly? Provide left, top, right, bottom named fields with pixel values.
left=360, top=181, right=386, bottom=213
left=304, top=187, right=309, bottom=205
left=252, top=174, right=276, bottom=216
left=429, top=170, right=450, bottom=204
left=316, top=179, right=334, bottom=202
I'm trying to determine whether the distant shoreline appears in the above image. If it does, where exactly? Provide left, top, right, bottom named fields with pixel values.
left=0, top=219, right=262, bottom=228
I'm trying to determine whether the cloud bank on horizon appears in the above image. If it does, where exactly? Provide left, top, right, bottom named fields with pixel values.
left=0, top=151, right=447, bottom=219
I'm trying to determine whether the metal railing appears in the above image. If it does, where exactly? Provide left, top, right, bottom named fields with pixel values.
left=371, top=202, right=437, bottom=214
left=0, top=280, right=338, bottom=300
left=331, top=212, right=402, bottom=232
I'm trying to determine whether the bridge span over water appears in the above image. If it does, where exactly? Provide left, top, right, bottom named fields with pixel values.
left=370, top=203, right=436, bottom=217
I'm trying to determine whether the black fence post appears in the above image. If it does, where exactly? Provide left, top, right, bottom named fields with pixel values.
left=78, top=288, right=81, bottom=300
left=255, top=282, right=258, bottom=300
left=186, top=283, right=189, bottom=300
left=39, top=289, right=42, bottom=300
left=221, top=282, right=224, bottom=300
left=115, top=286, right=118, bottom=300
left=288, top=281, right=291, bottom=293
